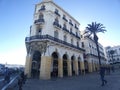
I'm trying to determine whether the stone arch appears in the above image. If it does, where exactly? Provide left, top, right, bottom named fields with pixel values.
left=63, top=54, right=68, bottom=76
left=31, top=50, right=41, bottom=79
left=51, top=52, right=59, bottom=78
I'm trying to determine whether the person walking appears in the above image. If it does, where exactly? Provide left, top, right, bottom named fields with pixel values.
left=100, top=66, right=107, bottom=86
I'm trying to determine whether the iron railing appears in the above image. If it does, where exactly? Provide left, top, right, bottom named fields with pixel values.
left=25, top=35, right=85, bottom=51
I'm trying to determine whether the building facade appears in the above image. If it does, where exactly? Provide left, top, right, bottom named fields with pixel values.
left=105, top=46, right=120, bottom=65
left=81, top=34, right=107, bottom=73
left=25, top=0, right=85, bottom=79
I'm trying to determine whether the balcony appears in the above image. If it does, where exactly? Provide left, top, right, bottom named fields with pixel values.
left=34, top=19, right=45, bottom=25
left=54, top=11, right=61, bottom=17
left=39, top=8, right=45, bottom=11
left=76, top=35, right=80, bottom=39
left=25, top=35, right=85, bottom=51
left=62, top=17, right=68, bottom=22
left=75, top=25, right=79, bottom=30
left=53, top=22, right=61, bottom=29
left=70, top=32, right=76, bottom=36
left=69, top=22, right=73, bottom=26
left=63, top=27, right=69, bottom=33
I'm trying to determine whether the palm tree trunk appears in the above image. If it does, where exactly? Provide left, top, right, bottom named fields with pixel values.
left=94, top=34, right=101, bottom=68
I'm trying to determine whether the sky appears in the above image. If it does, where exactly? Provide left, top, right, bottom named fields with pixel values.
left=0, top=0, right=120, bottom=65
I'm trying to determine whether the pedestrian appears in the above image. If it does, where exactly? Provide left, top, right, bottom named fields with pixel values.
left=18, top=77, right=23, bottom=90
left=100, top=66, right=107, bottom=86
left=4, top=67, right=10, bottom=83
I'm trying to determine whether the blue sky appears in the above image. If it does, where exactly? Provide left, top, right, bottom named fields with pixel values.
left=0, top=0, right=120, bottom=65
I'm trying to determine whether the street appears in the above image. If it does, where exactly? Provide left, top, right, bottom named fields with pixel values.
left=22, top=69, right=120, bottom=90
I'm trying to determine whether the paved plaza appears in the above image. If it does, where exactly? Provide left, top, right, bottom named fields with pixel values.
left=22, top=70, right=120, bottom=90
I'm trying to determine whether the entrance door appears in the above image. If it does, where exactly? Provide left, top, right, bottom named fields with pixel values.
left=31, top=51, right=41, bottom=79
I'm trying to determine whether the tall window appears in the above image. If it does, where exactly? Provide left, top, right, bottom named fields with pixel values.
left=63, top=23, right=66, bottom=27
left=70, top=28, right=72, bottom=32
left=54, top=30, right=59, bottom=39
left=38, top=28, right=42, bottom=35
left=77, top=41, right=79, bottom=47
left=71, top=38, right=73, bottom=44
left=41, top=5, right=45, bottom=9
left=55, top=18, right=59, bottom=23
left=39, top=13, right=44, bottom=19
left=64, top=35, right=67, bottom=42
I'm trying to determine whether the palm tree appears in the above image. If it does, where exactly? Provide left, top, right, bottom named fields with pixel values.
left=84, top=22, right=106, bottom=67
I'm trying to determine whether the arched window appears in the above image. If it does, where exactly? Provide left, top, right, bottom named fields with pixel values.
left=54, top=30, right=59, bottom=39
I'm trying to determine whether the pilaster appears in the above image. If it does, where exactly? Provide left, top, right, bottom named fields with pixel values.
left=58, top=58, right=63, bottom=78
left=24, top=55, right=32, bottom=78
left=80, top=61, right=85, bottom=75
left=40, top=56, right=52, bottom=79
left=67, top=60, right=72, bottom=76
left=74, top=60, right=78, bottom=75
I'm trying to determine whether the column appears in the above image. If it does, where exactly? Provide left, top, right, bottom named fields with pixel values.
left=24, top=54, right=32, bottom=78
left=88, top=62, right=92, bottom=72
left=40, top=56, right=51, bottom=79
left=74, top=60, right=78, bottom=75
left=58, top=58, right=63, bottom=78
left=67, top=60, right=72, bottom=76
left=80, top=61, right=85, bottom=75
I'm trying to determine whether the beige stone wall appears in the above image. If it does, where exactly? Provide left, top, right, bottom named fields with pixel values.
left=40, top=56, right=52, bottom=79
left=24, top=55, right=32, bottom=78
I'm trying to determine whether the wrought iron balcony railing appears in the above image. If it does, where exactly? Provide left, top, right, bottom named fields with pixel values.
left=54, top=11, right=61, bottom=17
left=62, top=27, right=69, bottom=33
left=25, top=35, right=85, bottom=51
left=34, top=19, right=45, bottom=24
left=62, top=17, right=68, bottom=22
left=39, top=8, right=45, bottom=11
left=69, top=22, right=73, bottom=26
left=53, top=22, right=61, bottom=29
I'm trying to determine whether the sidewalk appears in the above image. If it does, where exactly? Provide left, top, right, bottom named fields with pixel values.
left=22, top=70, right=120, bottom=90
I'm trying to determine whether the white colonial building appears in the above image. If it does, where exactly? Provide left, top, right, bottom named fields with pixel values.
left=25, top=0, right=85, bottom=79
left=105, top=45, right=120, bottom=65
left=81, top=33, right=107, bottom=73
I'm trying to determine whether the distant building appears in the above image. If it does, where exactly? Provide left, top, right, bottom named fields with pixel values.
left=0, top=64, right=5, bottom=70
left=105, top=45, right=120, bottom=66
left=81, top=32, right=107, bottom=73
left=25, top=0, right=85, bottom=79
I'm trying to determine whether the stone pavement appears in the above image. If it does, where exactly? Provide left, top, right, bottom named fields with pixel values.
left=22, top=70, right=120, bottom=90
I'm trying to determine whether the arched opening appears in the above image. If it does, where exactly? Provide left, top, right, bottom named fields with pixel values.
left=71, top=55, right=75, bottom=75
left=84, top=60, right=89, bottom=73
left=63, top=54, right=68, bottom=76
left=51, top=52, right=58, bottom=78
left=78, top=57, right=81, bottom=75
left=31, top=51, right=41, bottom=79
